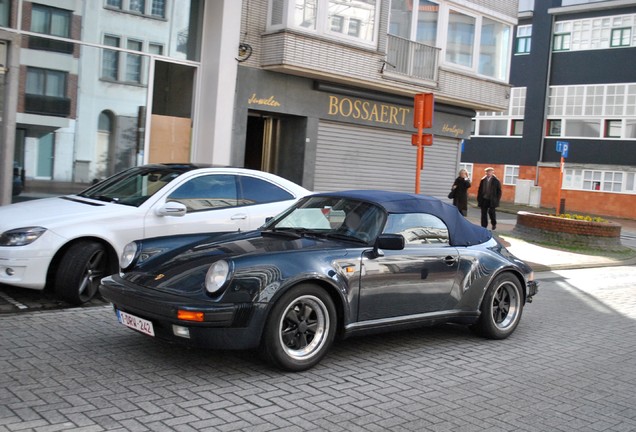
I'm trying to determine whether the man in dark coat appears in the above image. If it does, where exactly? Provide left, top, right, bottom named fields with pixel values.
left=477, top=167, right=502, bottom=230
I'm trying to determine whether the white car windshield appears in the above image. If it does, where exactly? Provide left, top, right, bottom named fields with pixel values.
left=77, top=166, right=188, bottom=207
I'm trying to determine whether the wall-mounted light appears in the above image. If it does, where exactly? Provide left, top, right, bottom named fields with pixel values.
left=236, top=43, right=253, bottom=62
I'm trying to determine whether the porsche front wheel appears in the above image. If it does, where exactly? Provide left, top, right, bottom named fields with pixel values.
left=262, top=284, right=336, bottom=372
left=471, top=273, right=523, bottom=339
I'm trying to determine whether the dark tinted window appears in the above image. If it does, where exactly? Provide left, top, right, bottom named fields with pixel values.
left=240, top=176, right=294, bottom=204
left=168, top=174, right=238, bottom=212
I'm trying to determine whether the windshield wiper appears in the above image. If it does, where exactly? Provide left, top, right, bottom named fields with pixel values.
left=323, top=232, right=369, bottom=244
left=260, top=228, right=302, bottom=239
left=82, top=194, right=119, bottom=203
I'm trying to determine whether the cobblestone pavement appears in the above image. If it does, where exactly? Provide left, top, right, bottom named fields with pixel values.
left=1, top=267, right=636, bottom=432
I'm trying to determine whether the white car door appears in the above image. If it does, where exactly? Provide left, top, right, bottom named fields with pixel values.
left=143, top=173, right=251, bottom=238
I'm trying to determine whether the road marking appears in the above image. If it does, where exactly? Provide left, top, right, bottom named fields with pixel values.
left=0, top=291, right=29, bottom=309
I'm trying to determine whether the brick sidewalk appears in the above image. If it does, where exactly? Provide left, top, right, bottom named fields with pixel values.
left=2, top=267, right=636, bottom=431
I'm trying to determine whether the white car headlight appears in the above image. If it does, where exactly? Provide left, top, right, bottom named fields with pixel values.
left=119, top=242, right=139, bottom=270
left=205, top=260, right=230, bottom=293
left=0, top=227, right=47, bottom=246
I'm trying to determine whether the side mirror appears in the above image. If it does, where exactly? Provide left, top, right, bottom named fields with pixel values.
left=367, top=234, right=405, bottom=258
left=156, top=202, right=187, bottom=217
left=376, top=233, right=405, bottom=250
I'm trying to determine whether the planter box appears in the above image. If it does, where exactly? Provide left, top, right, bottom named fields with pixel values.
left=513, top=211, right=623, bottom=250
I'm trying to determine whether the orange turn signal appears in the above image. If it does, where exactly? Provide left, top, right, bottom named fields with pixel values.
left=177, top=310, right=204, bottom=322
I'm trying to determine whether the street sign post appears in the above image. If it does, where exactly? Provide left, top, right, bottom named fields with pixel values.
left=556, top=141, right=569, bottom=215
left=412, top=93, right=434, bottom=194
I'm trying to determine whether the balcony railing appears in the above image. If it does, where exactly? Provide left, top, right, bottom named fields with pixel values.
left=25, top=94, right=71, bottom=117
left=385, top=34, right=440, bottom=83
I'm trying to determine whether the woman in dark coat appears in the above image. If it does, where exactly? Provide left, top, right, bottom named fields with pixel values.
left=451, top=169, right=471, bottom=216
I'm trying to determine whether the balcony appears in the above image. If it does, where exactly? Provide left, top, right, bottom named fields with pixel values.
left=25, top=94, right=71, bottom=117
left=28, top=36, right=74, bottom=54
left=385, top=35, right=440, bottom=84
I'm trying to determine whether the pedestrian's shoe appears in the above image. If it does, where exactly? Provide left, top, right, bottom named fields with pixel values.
left=492, top=224, right=496, bottom=230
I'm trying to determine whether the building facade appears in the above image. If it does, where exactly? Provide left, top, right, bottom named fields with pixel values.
left=465, top=0, right=636, bottom=219
left=1, top=0, right=518, bottom=205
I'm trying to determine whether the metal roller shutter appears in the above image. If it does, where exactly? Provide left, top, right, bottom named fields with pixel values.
left=314, top=121, right=460, bottom=199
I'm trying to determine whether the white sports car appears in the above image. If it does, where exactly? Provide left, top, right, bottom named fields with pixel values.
left=0, top=164, right=310, bottom=305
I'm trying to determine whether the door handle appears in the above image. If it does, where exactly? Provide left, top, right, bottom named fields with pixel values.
left=231, top=213, right=248, bottom=220
left=443, top=256, right=457, bottom=266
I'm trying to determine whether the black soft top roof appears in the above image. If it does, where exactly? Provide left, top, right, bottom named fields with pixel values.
left=313, top=190, right=492, bottom=247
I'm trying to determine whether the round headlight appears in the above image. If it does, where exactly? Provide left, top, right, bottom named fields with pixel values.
left=205, top=260, right=229, bottom=293
left=119, top=242, right=138, bottom=270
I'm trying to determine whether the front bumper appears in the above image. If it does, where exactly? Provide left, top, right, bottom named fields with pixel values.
left=0, top=250, right=51, bottom=289
left=99, top=275, right=268, bottom=350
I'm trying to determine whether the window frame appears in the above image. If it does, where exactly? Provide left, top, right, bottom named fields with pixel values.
left=30, top=4, right=71, bottom=38
left=503, top=165, right=519, bottom=186
left=563, top=168, right=635, bottom=194
left=515, top=25, right=532, bottom=54
left=267, top=0, right=380, bottom=48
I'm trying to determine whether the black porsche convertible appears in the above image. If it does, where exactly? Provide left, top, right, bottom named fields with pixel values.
left=100, top=190, right=538, bottom=371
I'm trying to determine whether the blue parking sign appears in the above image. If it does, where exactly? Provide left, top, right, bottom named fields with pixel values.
left=561, top=142, right=569, bottom=158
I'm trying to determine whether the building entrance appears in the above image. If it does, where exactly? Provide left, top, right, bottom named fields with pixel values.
left=245, top=111, right=306, bottom=186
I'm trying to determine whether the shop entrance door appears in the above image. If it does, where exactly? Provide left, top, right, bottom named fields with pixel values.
left=244, top=111, right=306, bottom=185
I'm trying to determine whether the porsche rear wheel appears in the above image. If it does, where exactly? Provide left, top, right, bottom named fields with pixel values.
left=262, top=284, right=336, bottom=372
left=54, top=241, right=109, bottom=305
left=471, top=273, right=523, bottom=339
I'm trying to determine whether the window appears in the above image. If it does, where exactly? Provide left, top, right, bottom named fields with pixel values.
left=239, top=177, right=294, bottom=204
left=564, top=168, right=636, bottom=194
left=547, top=84, right=636, bottom=139
left=478, top=119, right=507, bottom=136
left=518, top=0, right=534, bottom=12
left=383, top=213, right=449, bottom=245
left=605, top=120, right=621, bottom=138
left=106, top=0, right=164, bottom=18
left=473, top=87, right=526, bottom=137
left=29, top=4, right=73, bottom=52
left=31, top=4, right=71, bottom=37
left=504, top=165, right=519, bottom=186
left=0, top=0, right=10, bottom=27
left=168, top=175, right=238, bottom=212
left=25, top=67, right=70, bottom=116
left=553, top=32, right=571, bottom=51
left=102, top=35, right=120, bottom=80
left=564, top=119, right=601, bottom=138
left=330, top=15, right=343, bottom=32
left=516, top=25, right=531, bottom=54
left=479, top=18, right=510, bottom=81
left=548, top=120, right=562, bottom=136
left=388, top=0, right=440, bottom=46
left=148, top=43, right=163, bottom=55
left=459, top=162, right=473, bottom=182
left=126, top=39, right=143, bottom=83
left=26, top=68, right=66, bottom=97
left=268, top=0, right=378, bottom=46
left=130, top=0, right=145, bottom=13
left=554, top=14, right=636, bottom=52
left=611, top=27, right=631, bottom=47
left=446, top=9, right=475, bottom=68
left=151, top=0, right=165, bottom=18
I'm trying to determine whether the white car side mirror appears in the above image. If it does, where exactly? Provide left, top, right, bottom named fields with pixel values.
left=156, top=202, right=187, bottom=217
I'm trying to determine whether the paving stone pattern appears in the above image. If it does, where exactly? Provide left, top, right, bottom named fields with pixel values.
left=1, top=271, right=636, bottom=432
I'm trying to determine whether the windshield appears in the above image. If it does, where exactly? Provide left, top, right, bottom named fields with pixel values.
left=266, top=196, right=386, bottom=244
left=77, top=166, right=188, bottom=207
